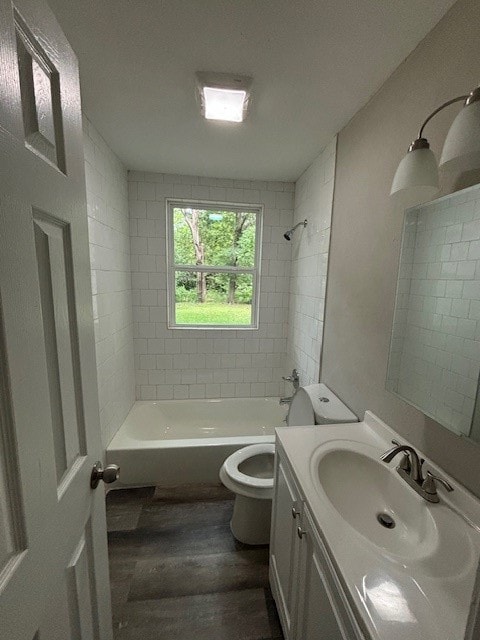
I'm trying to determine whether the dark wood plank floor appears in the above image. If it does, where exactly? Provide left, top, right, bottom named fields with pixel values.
left=107, top=484, right=284, bottom=640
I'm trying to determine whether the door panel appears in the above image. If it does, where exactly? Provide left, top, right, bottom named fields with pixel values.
left=66, top=532, right=96, bottom=640
left=297, top=551, right=345, bottom=640
left=14, top=8, right=66, bottom=173
left=0, top=0, right=112, bottom=638
left=0, top=297, right=27, bottom=575
left=295, top=508, right=355, bottom=640
left=33, top=211, right=86, bottom=485
left=270, top=455, right=301, bottom=638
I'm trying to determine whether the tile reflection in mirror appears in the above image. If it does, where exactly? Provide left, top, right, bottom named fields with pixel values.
left=387, top=183, right=480, bottom=443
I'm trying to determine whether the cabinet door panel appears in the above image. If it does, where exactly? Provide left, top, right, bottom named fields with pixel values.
left=270, top=455, right=301, bottom=638
left=295, top=508, right=350, bottom=640
left=298, top=551, right=346, bottom=640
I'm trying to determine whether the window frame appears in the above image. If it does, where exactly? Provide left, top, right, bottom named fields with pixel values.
left=166, top=198, right=263, bottom=330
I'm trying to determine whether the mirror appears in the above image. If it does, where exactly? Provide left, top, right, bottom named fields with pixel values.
left=387, top=183, right=480, bottom=443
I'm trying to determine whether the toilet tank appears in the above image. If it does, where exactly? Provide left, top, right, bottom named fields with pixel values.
left=287, top=383, right=358, bottom=426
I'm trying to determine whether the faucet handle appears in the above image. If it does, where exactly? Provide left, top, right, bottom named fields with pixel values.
left=391, top=443, right=411, bottom=472
left=422, top=471, right=454, bottom=497
left=282, top=369, right=300, bottom=387
left=398, top=452, right=411, bottom=473
left=389, top=440, right=422, bottom=476
left=419, top=457, right=425, bottom=477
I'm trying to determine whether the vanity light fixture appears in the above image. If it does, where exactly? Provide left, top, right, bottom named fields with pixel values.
left=391, top=86, right=480, bottom=201
left=196, top=72, right=252, bottom=123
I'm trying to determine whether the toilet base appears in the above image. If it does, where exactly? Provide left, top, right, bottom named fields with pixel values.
left=230, top=494, right=272, bottom=545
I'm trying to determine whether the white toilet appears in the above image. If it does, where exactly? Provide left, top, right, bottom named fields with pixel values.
left=286, top=383, right=358, bottom=427
left=219, top=443, right=275, bottom=545
left=219, top=383, right=358, bottom=545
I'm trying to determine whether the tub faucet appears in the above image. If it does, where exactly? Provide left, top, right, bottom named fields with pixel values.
left=279, top=396, right=293, bottom=406
left=282, top=369, right=300, bottom=391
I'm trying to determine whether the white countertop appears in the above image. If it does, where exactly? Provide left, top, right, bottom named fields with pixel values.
left=276, top=411, right=480, bottom=640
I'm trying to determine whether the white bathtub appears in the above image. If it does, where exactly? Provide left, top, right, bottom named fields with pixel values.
left=107, top=398, right=287, bottom=486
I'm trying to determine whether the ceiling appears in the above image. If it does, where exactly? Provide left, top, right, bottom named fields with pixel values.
left=48, top=0, right=457, bottom=181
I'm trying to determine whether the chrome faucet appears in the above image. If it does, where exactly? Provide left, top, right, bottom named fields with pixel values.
left=381, top=443, right=423, bottom=482
left=381, top=440, right=454, bottom=503
left=282, top=369, right=300, bottom=391
left=280, top=369, right=300, bottom=406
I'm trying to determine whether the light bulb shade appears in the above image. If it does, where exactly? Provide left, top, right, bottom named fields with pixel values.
left=440, top=99, right=480, bottom=173
left=390, top=147, right=439, bottom=203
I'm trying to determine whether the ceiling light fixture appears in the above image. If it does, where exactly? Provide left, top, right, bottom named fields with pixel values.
left=196, top=72, right=252, bottom=123
left=391, top=86, right=480, bottom=203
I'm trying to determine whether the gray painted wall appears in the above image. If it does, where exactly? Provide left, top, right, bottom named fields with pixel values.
left=322, top=0, right=480, bottom=496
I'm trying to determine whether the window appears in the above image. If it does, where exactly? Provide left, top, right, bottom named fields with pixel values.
left=166, top=200, right=262, bottom=329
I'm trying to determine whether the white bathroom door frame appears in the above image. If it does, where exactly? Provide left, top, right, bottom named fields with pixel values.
left=0, top=0, right=113, bottom=638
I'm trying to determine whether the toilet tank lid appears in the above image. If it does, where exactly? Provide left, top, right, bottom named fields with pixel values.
left=308, top=383, right=358, bottom=424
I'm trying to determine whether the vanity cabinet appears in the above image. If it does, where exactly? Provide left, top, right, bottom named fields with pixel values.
left=270, top=448, right=364, bottom=640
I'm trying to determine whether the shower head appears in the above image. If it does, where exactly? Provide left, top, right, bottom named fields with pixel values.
left=284, top=219, right=307, bottom=241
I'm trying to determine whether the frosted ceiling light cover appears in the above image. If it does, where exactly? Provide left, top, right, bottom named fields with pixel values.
left=203, top=87, right=246, bottom=122
left=196, top=72, right=252, bottom=124
left=390, top=147, right=439, bottom=204
left=440, top=100, right=480, bottom=173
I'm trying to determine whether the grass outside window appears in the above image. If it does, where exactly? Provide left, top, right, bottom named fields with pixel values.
left=175, top=302, right=252, bottom=326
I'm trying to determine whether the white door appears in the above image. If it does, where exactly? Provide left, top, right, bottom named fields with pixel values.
left=0, top=0, right=113, bottom=638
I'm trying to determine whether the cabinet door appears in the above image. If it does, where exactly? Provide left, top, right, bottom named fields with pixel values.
left=295, top=509, right=350, bottom=640
left=270, top=452, right=302, bottom=638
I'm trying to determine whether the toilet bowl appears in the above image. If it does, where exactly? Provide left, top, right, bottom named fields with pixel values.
left=220, top=443, right=275, bottom=545
left=220, top=384, right=358, bottom=545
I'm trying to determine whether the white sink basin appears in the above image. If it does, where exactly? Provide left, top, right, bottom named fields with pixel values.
left=277, top=413, right=480, bottom=640
left=312, top=442, right=474, bottom=576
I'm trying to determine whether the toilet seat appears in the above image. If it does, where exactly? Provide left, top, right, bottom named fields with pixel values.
left=220, top=443, right=275, bottom=499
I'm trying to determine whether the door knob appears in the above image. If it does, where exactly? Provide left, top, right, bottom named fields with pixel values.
left=90, top=461, right=120, bottom=489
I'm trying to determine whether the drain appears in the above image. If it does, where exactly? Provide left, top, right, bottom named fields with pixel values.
left=377, top=513, right=395, bottom=529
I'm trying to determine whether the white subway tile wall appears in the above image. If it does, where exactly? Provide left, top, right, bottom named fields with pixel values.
left=387, top=184, right=480, bottom=436
left=286, top=138, right=337, bottom=387
left=83, top=116, right=135, bottom=447
left=128, top=172, right=294, bottom=400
